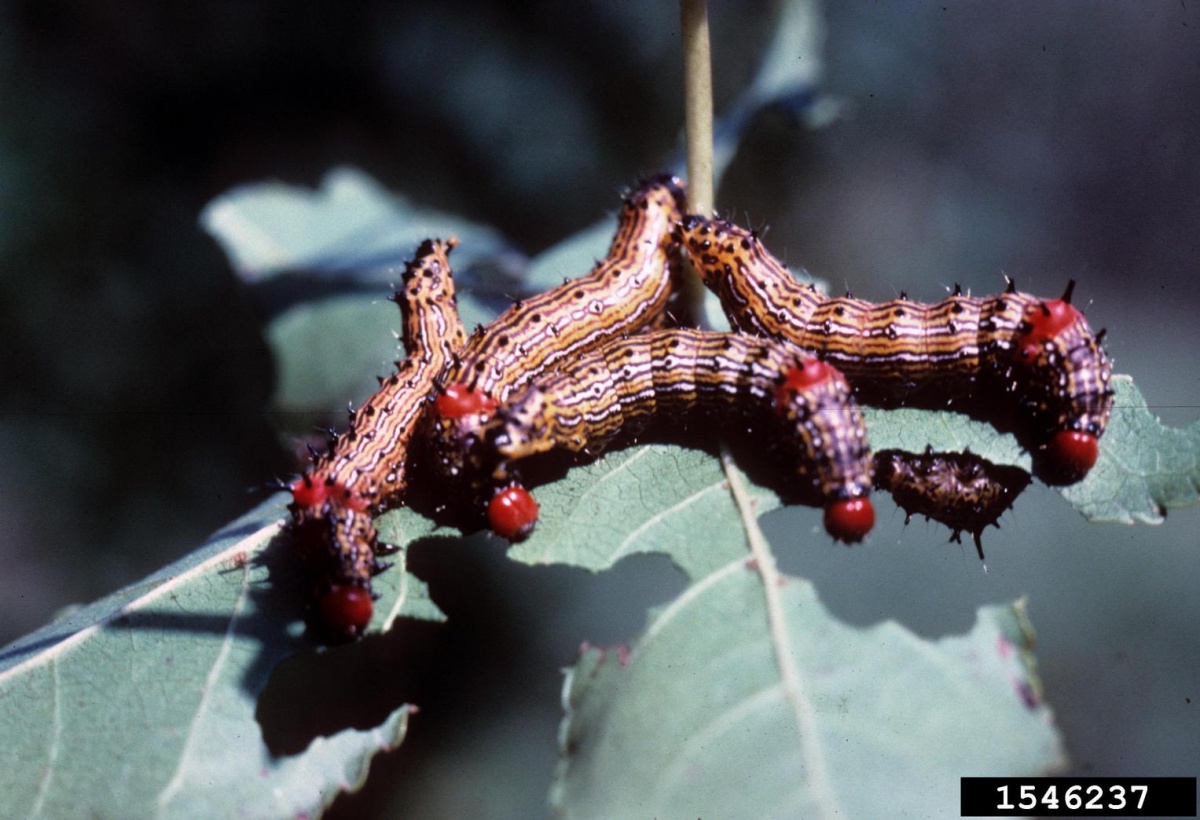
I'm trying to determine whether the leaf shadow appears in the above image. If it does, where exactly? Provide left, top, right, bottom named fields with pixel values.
left=252, top=530, right=494, bottom=759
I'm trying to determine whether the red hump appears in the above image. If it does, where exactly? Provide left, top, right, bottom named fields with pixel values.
left=290, top=477, right=327, bottom=508
left=436, top=382, right=500, bottom=419
left=1015, top=298, right=1082, bottom=361
left=774, top=359, right=836, bottom=407
left=289, top=478, right=367, bottom=512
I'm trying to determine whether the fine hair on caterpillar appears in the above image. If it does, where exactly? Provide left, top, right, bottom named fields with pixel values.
left=428, top=174, right=688, bottom=496
left=676, top=215, right=1114, bottom=486
left=467, top=328, right=878, bottom=544
left=287, top=237, right=466, bottom=640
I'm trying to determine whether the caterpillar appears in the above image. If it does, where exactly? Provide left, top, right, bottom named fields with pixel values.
left=288, top=237, right=466, bottom=640
left=675, top=215, right=1114, bottom=485
left=874, top=447, right=1031, bottom=557
left=429, top=175, right=688, bottom=529
left=471, top=328, right=877, bottom=543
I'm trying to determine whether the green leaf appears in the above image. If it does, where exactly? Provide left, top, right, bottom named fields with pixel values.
left=199, top=165, right=509, bottom=283
left=0, top=498, right=443, bottom=818
left=554, top=599, right=1061, bottom=818
left=863, top=375, right=1200, bottom=526
left=267, top=288, right=494, bottom=415
left=1061, top=375, right=1200, bottom=523
left=497, top=446, right=1064, bottom=815
left=506, top=445, right=780, bottom=579
left=548, top=459, right=1063, bottom=818
left=199, top=166, right=505, bottom=415
left=864, top=405, right=1032, bottom=470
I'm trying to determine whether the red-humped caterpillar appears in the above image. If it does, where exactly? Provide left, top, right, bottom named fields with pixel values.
left=676, top=215, right=1114, bottom=485
left=472, top=328, right=877, bottom=543
left=874, top=448, right=1032, bottom=557
left=429, top=175, right=687, bottom=512
left=288, top=237, right=466, bottom=639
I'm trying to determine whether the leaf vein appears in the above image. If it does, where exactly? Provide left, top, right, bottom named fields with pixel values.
left=605, top=480, right=728, bottom=566
left=720, top=447, right=846, bottom=820
left=155, top=560, right=254, bottom=810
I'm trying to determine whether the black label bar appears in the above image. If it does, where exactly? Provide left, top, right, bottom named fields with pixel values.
left=961, top=777, right=1196, bottom=816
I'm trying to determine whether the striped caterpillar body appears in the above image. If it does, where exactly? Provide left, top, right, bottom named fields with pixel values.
left=430, top=175, right=687, bottom=495
left=280, top=176, right=1114, bottom=640
left=874, top=448, right=1032, bottom=557
left=288, top=238, right=466, bottom=639
left=476, top=328, right=877, bottom=543
left=675, top=216, right=1114, bottom=485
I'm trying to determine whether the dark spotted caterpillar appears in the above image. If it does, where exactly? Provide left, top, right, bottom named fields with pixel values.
left=470, top=328, right=877, bottom=543
left=430, top=175, right=687, bottom=535
left=675, top=215, right=1114, bottom=485
left=874, top=448, right=1031, bottom=557
left=288, top=237, right=466, bottom=639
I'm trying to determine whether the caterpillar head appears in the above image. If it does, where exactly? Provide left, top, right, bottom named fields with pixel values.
left=487, top=484, right=539, bottom=542
left=1011, top=284, right=1112, bottom=484
left=287, top=502, right=379, bottom=640
left=318, top=585, right=374, bottom=640
left=825, top=496, right=875, bottom=544
left=774, top=358, right=876, bottom=542
left=431, top=382, right=502, bottom=478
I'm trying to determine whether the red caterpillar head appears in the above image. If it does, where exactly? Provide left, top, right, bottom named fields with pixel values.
left=318, top=585, right=374, bottom=639
left=1041, top=431, right=1099, bottom=483
left=487, top=484, right=540, bottom=542
left=825, top=497, right=875, bottom=544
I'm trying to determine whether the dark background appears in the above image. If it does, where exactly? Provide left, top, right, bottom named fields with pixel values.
left=2, top=1, right=1197, bottom=816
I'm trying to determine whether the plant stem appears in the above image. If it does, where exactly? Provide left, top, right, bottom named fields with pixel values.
left=680, top=0, right=715, bottom=323
left=680, top=0, right=715, bottom=216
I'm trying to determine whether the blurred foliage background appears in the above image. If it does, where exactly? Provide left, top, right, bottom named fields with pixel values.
left=2, top=1, right=1198, bottom=816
